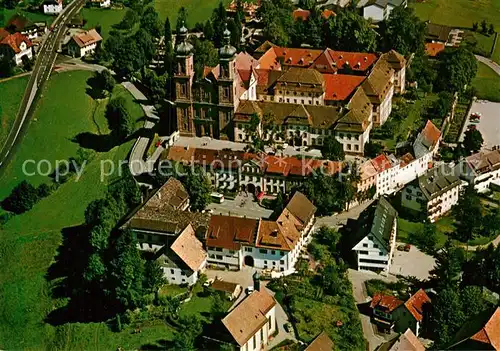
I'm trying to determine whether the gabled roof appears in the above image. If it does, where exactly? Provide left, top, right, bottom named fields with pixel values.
left=449, top=307, right=500, bottom=350
left=170, top=224, right=207, bottom=271
left=285, top=191, right=317, bottom=225
left=292, top=8, right=311, bottom=21
left=413, top=120, right=441, bottom=158
left=72, top=29, right=102, bottom=48
left=404, top=289, right=431, bottom=322
left=211, top=278, right=240, bottom=294
left=6, top=14, right=36, bottom=32
left=377, top=329, right=425, bottom=351
left=425, top=42, right=445, bottom=57
left=0, top=31, right=32, bottom=54
left=254, top=40, right=276, bottom=53
left=206, top=215, right=259, bottom=250
left=413, top=165, right=462, bottom=200
left=222, top=289, right=277, bottom=346
left=380, top=50, right=406, bottom=70
left=305, top=331, right=334, bottom=351
left=323, top=74, right=366, bottom=101
left=426, top=22, right=452, bottom=43
left=371, top=154, right=393, bottom=173
left=465, top=149, right=500, bottom=176
left=371, top=197, right=398, bottom=250
left=276, top=66, right=324, bottom=85
left=273, top=47, right=323, bottom=67
left=370, top=293, right=403, bottom=312
left=362, top=60, right=394, bottom=103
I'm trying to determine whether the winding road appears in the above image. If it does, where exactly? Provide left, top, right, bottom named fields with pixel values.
left=475, top=55, right=500, bottom=76
left=0, top=0, right=86, bottom=173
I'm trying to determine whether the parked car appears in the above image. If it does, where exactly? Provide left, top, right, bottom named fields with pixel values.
left=246, top=286, right=254, bottom=294
left=404, top=244, right=411, bottom=252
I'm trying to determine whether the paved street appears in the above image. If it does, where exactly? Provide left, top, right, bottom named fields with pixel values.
left=0, top=0, right=86, bottom=171
left=316, top=199, right=375, bottom=228
left=476, top=55, right=500, bottom=76
left=348, top=269, right=397, bottom=351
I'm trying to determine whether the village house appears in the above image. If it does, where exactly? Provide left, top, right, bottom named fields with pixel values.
left=220, top=286, right=277, bottom=351
left=376, top=328, right=425, bottom=351
left=379, top=50, right=406, bottom=94
left=457, top=149, right=500, bottom=193
left=370, top=289, right=431, bottom=337
left=358, top=0, right=408, bottom=23
left=362, top=59, right=394, bottom=126
left=0, top=29, right=33, bottom=66
left=370, top=293, right=404, bottom=332
left=5, top=14, right=45, bottom=40
left=352, top=197, right=398, bottom=273
left=304, top=331, right=335, bottom=351
left=401, top=165, right=465, bottom=222
left=210, top=278, right=242, bottom=301
left=66, top=29, right=102, bottom=58
left=425, top=22, right=463, bottom=47
left=122, top=178, right=209, bottom=285
left=205, top=192, right=316, bottom=275
left=448, top=307, right=500, bottom=350
left=43, top=0, right=63, bottom=14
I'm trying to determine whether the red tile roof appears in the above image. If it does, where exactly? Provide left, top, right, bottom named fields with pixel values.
left=170, top=224, right=207, bottom=271
left=421, top=120, right=441, bottom=149
left=323, top=74, right=366, bottom=101
left=404, top=289, right=431, bottom=322
left=326, top=49, right=378, bottom=72
left=470, top=308, right=500, bottom=349
left=292, top=9, right=311, bottom=21
left=0, top=31, right=32, bottom=54
left=206, top=215, right=259, bottom=250
left=425, top=42, right=445, bottom=57
left=72, top=29, right=102, bottom=48
left=370, top=293, right=404, bottom=312
left=272, top=47, right=323, bottom=67
left=321, top=9, right=336, bottom=19
left=371, top=154, right=393, bottom=173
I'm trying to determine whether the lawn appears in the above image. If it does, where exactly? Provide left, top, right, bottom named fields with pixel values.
left=0, top=75, right=29, bottom=151
left=0, top=70, right=174, bottom=350
left=3, top=7, right=54, bottom=26
left=411, top=0, right=500, bottom=63
left=81, top=8, right=128, bottom=40
left=364, top=279, right=408, bottom=300
left=154, top=0, right=231, bottom=28
left=472, top=62, right=500, bottom=102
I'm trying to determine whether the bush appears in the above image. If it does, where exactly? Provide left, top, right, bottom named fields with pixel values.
left=1, top=180, right=40, bottom=214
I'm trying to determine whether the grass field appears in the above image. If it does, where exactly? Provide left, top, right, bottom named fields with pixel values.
left=472, top=62, right=500, bottom=102
left=0, top=75, right=29, bottom=151
left=411, top=0, right=500, bottom=63
left=0, top=70, right=176, bottom=349
left=154, top=0, right=231, bottom=28
left=3, top=8, right=54, bottom=26
left=81, top=8, right=127, bottom=40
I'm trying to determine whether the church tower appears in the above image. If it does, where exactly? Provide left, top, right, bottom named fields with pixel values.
left=217, top=24, right=237, bottom=136
left=174, top=23, right=195, bottom=136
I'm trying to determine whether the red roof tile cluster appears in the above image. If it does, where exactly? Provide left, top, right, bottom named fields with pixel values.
left=371, top=154, right=393, bottom=173
left=206, top=215, right=259, bottom=250
left=421, top=120, right=441, bottom=149
left=370, top=293, right=404, bottom=312
left=425, top=42, right=445, bottom=57
left=470, top=308, right=500, bottom=349
left=0, top=30, right=32, bottom=54
left=292, top=8, right=336, bottom=21
left=253, top=154, right=342, bottom=177
left=72, top=29, right=102, bottom=48
left=323, top=74, right=366, bottom=101
left=404, top=289, right=431, bottom=322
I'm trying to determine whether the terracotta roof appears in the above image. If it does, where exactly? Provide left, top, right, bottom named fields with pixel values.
left=425, top=42, right=445, bottom=57
left=321, top=9, right=336, bottom=19
left=378, top=328, right=424, bottom=351
left=0, top=32, right=32, bottom=54
left=222, top=289, right=277, bottom=346
left=305, top=331, right=334, bottom=351
left=254, top=40, right=277, bottom=53
left=413, top=120, right=441, bottom=158
left=360, top=159, right=378, bottom=181
left=257, top=47, right=281, bottom=70
left=206, top=215, right=259, bottom=250
left=336, top=87, right=372, bottom=132
left=211, top=278, right=240, bottom=294
left=450, top=307, right=500, bottom=350
left=292, top=8, right=311, bottom=21
left=162, top=145, right=196, bottom=163
left=326, top=49, right=378, bottom=72
left=370, top=293, right=404, bottom=312
left=404, top=289, right=431, bottom=322
left=371, top=154, right=393, bottom=173
left=256, top=217, right=299, bottom=251
left=469, top=308, right=500, bottom=349
left=141, top=177, right=189, bottom=212
left=399, top=152, right=415, bottom=167
left=235, top=51, right=259, bottom=71
left=72, top=29, right=102, bottom=48
left=272, top=47, right=323, bottom=67
left=380, top=50, right=406, bottom=70
left=285, top=191, right=316, bottom=225
left=6, top=14, right=35, bottom=32
left=323, top=74, right=365, bottom=101
left=170, top=224, right=207, bottom=271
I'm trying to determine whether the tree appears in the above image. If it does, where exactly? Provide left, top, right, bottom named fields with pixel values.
left=115, top=9, right=139, bottom=30
left=472, top=22, right=478, bottom=32
left=432, top=91, right=454, bottom=120
left=436, top=47, right=477, bottom=92
left=181, top=167, right=212, bottom=211
left=0, top=45, right=15, bottom=78
left=296, top=174, right=344, bottom=215
left=452, top=184, right=483, bottom=243
left=143, top=260, right=166, bottom=294
left=429, top=240, right=464, bottom=290
left=227, top=17, right=241, bottom=49
left=488, top=23, right=495, bottom=35
left=298, top=0, right=316, bottom=10
left=364, top=141, right=383, bottom=158
left=107, top=230, right=145, bottom=310
left=408, top=222, right=438, bottom=254
left=210, top=292, right=226, bottom=318
left=190, top=36, right=219, bottom=79
left=431, top=287, right=466, bottom=347
left=379, top=7, right=426, bottom=56
left=322, top=135, right=345, bottom=161
left=2, top=0, right=17, bottom=9
left=142, top=68, right=167, bottom=103
left=203, top=20, right=214, bottom=41
left=257, top=0, right=294, bottom=46
left=460, top=285, right=487, bottom=320
left=134, top=28, right=156, bottom=63
left=211, top=1, right=228, bottom=47
left=106, top=96, right=135, bottom=139
left=176, top=7, right=188, bottom=33
left=164, top=17, right=174, bottom=75
left=481, top=19, right=488, bottom=34
left=140, top=6, right=161, bottom=38
left=84, top=253, right=106, bottom=282
left=462, top=128, right=483, bottom=155
left=93, top=70, right=115, bottom=97
left=325, top=10, right=377, bottom=52
left=463, top=244, right=500, bottom=292
left=1, top=180, right=39, bottom=214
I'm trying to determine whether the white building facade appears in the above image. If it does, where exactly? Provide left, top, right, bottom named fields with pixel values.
left=43, top=0, right=63, bottom=14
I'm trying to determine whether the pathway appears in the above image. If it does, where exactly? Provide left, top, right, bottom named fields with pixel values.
left=348, top=269, right=397, bottom=351
left=476, top=55, right=500, bottom=76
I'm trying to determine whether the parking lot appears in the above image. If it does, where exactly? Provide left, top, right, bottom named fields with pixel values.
left=459, top=100, right=500, bottom=150
left=389, top=243, right=436, bottom=280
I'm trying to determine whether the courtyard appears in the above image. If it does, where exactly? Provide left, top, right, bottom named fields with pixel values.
left=459, top=100, right=500, bottom=150
left=389, top=243, right=436, bottom=280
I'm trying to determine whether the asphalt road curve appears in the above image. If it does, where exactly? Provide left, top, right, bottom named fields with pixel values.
left=0, top=0, right=86, bottom=174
